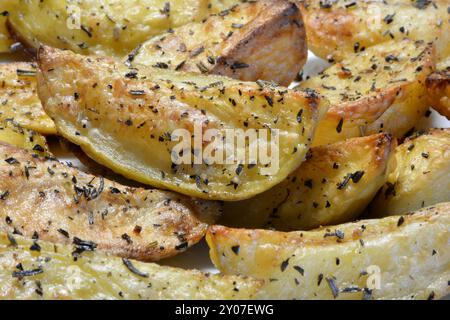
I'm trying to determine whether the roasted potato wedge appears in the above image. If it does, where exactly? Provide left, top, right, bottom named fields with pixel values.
left=221, top=133, right=395, bottom=231
left=0, top=120, right=49, bottom=156
left=369, top=129, right=450, bottom=217
left=297, top=39, right=434, bottom=146
left=207, top=203, right=450, bottom=300
left=0, top=14, right=12, bottom=53
left=37, top=46, right=327, bottom=201
left=0, top=142, right=221, bottom=262
left=299, top=0, right=449, bottom=63
left=0, top=62, right=56, bottom=135
left=0, top=233, right=262, bottom=299
left=427, top=58, right=450, bottom=120
left=6, top=0, right=245, bottom=57
left=131, top=0, right=307, bottom=86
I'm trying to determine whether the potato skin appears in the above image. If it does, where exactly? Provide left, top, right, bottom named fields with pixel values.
left=132, top=0, right=307, bottom=86
left=0, top=233, right=262, bottom=299
left=299, top=0, right=449, bottom=63
left=6, top=0, right=245, bottom=57
left=369, top=129, right=450, bottom=217
left=298, top=39, right=434, bottom=146
left=0, top=142, right=221, bottom=262
left=0, top=62, right=56, bottom=135
left=207, top=203, right=450, bottom=300
left=37, top=46, right=326, bottom=201
left=426, top=59, right=450, bottom=120
left=221, top=133, right=395, bottom=231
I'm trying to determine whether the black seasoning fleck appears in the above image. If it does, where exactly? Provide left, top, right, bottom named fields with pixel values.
left=318, top=273, right=324, bottom=286
left=121, top=233, right=133, bottom=245
left=30, top=241, right=41, bottom=252
left=326, top=277, right=339, bottom=299
left=122, top=258, right=149, bottom=278
left=5, top=157, right=19, bottom=165
left=293, top=265, right=304, bottom=276
left=397, top=216, right=405, bottom=227
left=280, top=258, right=290, bottom=272
left=230, top=62, right=249, bottom=70
left=175, top=242, right=188, bottom=250
left=296, top=109, right=303, bottom=123
left=336, top=118, right=344, bottom=133
left=57, top=228, right=70, bottom=238
left=231, top=245, right=240, bottom=255
left=12, top=267, right=44, bottom=279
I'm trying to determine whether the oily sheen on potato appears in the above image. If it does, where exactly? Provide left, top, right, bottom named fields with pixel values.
left=0, top=143, right=220, bottom=262
left=298, top=39, right=434, bottom=146
left=5, top=0, right=245, bottom=56
left=131, top=0, right=307, bottom=86
left=0, top=233, right=262, bottom=299
left=37, top=46, right=326, bottom=200
left=221, top=133, right=395, bottom=231
left=207, top=203, right=450, bottom=300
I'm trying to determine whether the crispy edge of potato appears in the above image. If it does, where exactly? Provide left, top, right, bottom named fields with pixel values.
left=221, top=133, right=396, bottom=230
left=298, top=0, right=449, bottom=63
left=0, top=62, right=56, bottom=135
left=37, top=46, right=326, bottom=201
left=207, top=203, right=450, bottom=300
left=426, top=67, right=450, bottom=120
left=0, top=142, right=221, bottom=262
left=0, top=120, right=49, bottom=156
left=134, top=0, right=307, bottom=86
left=0, top=233, right=263, bottom=300
left=298, top=40, right=435, bottom=146
left=368, top=128, right=450, bottom=218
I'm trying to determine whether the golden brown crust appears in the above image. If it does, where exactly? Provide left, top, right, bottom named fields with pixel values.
left=0, top=62, right=56, bottom=135
left=133, top=0, right=307, bottom=86
left=207, top=203, right=450, bottom=300
left=221, top=133, right=396, bottom=230
left=0, top=142, right=221, bottom=262
left=298, top=39, right=434, bottom=146
left=299, top=0, right=449, bottom=63
left=37, top=46, right=326, bottom=201
left=369, top=128, right=450, bottom=217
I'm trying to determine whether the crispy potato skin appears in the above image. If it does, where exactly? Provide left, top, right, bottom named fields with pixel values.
left=299, top=0, right=449, bottom=63
left=0, top=62, right=56, bottom=135
left=369, top=129, right=450, bottom=217
left=0, top=143, right=221, bottom=262
left=221, top=133, right=395, bottom=230
left=427, top=59, right=450, bottom=120
left=37, top=46, right=326, bottom=201
left=0, top=120, right=49, bottom=156
left=132, top=0, right=307, bottom=86
left=298, top=40, right=434, bottom=146
left=6, top=0, right=245, bottom=57
left=0, top=233, right=262, bottom=299
left=207, top=203, right=450, bottom=300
